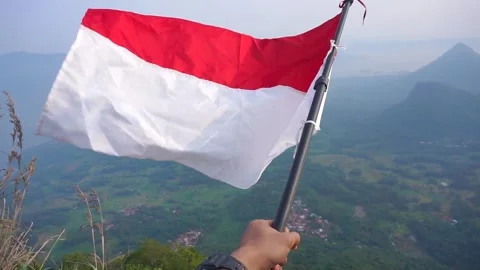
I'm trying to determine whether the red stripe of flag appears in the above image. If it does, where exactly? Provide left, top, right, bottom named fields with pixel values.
left=81, top=9, right=340, bottom=92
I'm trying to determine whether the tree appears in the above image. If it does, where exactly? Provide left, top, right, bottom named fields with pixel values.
left=124, top=239, right=205, bottom=270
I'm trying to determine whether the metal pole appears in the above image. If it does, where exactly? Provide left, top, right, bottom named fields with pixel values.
left=272, top=0, right=355, bottom=231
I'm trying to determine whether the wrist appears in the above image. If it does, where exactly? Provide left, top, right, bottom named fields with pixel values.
left=196, top=253, right=247, bottom=270
left=231, top=246, right=262, bottom=270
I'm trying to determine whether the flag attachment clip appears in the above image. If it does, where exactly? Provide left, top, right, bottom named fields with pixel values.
left=293, top=119, right=320, bottom=158
left=314, top=39, right=346, bottom=91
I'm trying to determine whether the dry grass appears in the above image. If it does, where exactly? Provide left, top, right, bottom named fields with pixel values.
left=0, top=90, right=121, bottom=269
left=75, top=185, right=106, bottom=270
left=0, top=91, right=64, bottom=270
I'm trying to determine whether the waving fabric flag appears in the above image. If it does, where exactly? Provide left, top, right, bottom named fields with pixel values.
left=37, top=9, right=340, bottom=189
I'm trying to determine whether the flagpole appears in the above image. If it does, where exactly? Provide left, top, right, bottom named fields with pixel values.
left=272, top=0, right=355, bottom=231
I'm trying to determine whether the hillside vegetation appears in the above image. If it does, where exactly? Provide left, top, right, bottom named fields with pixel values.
left=2, top=43, right=480, bottom=269
left=0, top=92, right=205, bottom=269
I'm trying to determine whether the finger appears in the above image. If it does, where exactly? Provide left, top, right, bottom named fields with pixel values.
left=264, top=219, right=275, bottom=227
left=280, top=257, right=288, bottom=266
left=265, top=220, right=285, bottom=231
left=273, top=265, right=282, bottom=270
left=263, top=220, right=293, bottom=232
left=252, top=219, right=275, bottom=229
left=286, top=231, right=301, bottom=249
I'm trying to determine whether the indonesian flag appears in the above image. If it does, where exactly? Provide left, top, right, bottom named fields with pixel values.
left=37, top=9, right=340, bottom=189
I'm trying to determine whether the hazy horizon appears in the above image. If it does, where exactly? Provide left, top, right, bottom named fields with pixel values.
left=1, top=0, right=478, bottom=75
left=1, top=0, right=478, bottom=54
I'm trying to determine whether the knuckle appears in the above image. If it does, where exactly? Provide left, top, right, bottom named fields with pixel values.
left=249, top=219, right=260, bottom=226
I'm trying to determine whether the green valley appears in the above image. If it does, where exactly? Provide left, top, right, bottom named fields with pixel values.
left=20, top=127, right=480, bottom=269
left=2, top=42, right=480, bottom=269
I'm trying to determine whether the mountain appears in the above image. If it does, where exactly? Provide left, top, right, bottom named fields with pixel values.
left=343, top=81, right=480, bottom=145
left=410, top=43, right=480, bottom=94
left=333, top=38, right=480, bottom=76
left=325, top=43, right=480, bottom=124
left=0, top=52, right=64, bottom=150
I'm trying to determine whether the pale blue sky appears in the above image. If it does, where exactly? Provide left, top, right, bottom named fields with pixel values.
left=0, top=0, right=478, bottom=53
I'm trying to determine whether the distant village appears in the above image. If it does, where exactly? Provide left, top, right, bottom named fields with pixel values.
left=113, top=205, right=203, bottom=247
left=110, top=198, right=331, bottom=248
left=175, top=230, right=203, bottom=247
left=419, top=139, right=479, bottom=148
left=286, top=199, right=332, bottom=241
left=170, top=199, right=334, bottom=247
left=120, top=206, right=140, bottom=216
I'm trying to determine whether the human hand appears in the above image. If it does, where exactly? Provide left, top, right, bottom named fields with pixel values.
left=230, top=219, right=301, bottom=270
